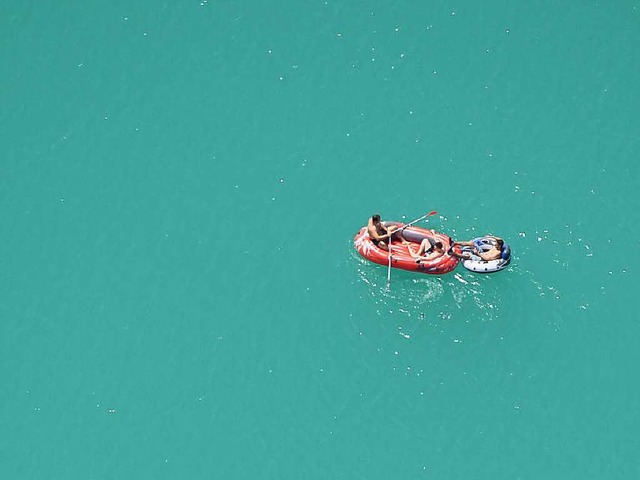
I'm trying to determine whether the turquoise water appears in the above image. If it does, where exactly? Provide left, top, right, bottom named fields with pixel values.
left=2, top=1, right=639, bottom=478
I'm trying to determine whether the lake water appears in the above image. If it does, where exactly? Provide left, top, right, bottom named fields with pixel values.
left=2, top=1, right=639, bottom=478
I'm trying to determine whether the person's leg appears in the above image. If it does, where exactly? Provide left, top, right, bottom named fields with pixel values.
left=416, top=238, right=431, bottom=256
left=450, top=250, right=471, bottom=260
left=454, top=240, right=474, bottom=246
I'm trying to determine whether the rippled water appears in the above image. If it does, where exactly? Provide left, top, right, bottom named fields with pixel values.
left=3, top=1, right=640, bottom=478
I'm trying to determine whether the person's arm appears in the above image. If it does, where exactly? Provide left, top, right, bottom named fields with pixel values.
left=368, top=224, right=389, bottom=241
left=368, top=220, right=380, bottom=240
left=454, top=240, right=474, bottom=246
left=379, top=224, right=391, bottom=239
left=386, top=225, right=400, bottom=238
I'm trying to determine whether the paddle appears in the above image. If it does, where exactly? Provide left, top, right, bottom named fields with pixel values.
left=387, top=210, right=438, bottom=284
left=400, top=210, right=438, bottom=231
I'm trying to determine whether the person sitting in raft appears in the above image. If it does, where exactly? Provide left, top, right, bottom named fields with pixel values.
left=408, top=238, right=445, bottom=263
left=367, top=214, right=404, bottom=251
left=452, top=236, right=504, bottom=261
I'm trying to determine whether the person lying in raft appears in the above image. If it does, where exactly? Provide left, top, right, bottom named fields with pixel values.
left=407, top=238, right=446, bottom=263
left=452, top=236, right=504, bottom=261
left=367, top=214, right=405, bottom=251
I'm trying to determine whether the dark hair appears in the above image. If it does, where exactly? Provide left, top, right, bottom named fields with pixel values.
left=496, top=239, right=504, bottom=248
left=434, top=241, right=443, bottom=249
left=372, top=214, right=381, bottom=222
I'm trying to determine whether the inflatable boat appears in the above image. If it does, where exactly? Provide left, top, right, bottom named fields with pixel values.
left=452, top=237, right=511, bottom=273
left=353, top=222, right=459, bottom=275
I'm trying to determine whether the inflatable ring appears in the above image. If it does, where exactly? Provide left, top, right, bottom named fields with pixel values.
left=459, top=237, right=511, bottom=273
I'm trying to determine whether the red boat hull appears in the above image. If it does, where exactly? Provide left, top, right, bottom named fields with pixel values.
left=353, top=222, right=459, bottom=275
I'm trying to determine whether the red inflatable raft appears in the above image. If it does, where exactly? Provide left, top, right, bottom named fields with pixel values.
left=353, top=222, right=459, bottom=275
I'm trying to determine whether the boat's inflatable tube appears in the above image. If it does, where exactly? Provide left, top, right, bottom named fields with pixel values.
left=353, top=221, right=459, bottom=275
left=458, top=237, right=511, bottom=273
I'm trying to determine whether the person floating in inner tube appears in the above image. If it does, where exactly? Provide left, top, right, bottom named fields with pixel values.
left=367, top=214, right=404, bottom=251
left=452, top=236, right=504, bottom=261
left=407, top=238, right=445, bottom=263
